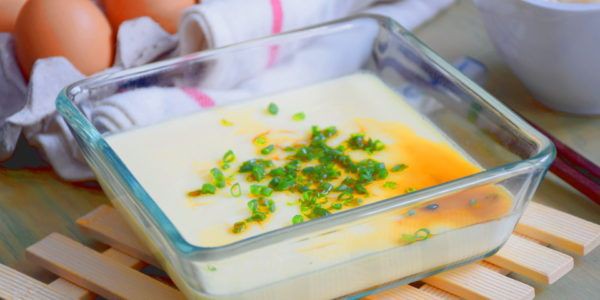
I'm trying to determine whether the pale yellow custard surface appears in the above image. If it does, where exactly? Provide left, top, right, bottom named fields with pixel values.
left=106, top=73, right=515, bottom=298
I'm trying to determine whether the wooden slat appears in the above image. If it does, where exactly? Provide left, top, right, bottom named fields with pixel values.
left=486, top=234, right=574, bottom=284
left=516, top=202, right=600, bottom=255
left=366, top=285, right=442, bottom=300
left=102, top=248, right=145, bottom=268
left=423, top=264, right=535, bottom=300
left=46, top=279, right=90, bottom=300
left=0, top=263, right=70, bottom=300
left=419, top=285, right=460, bottom=300
left=76, top=205, right=158, bottom=265
left=48, top=248, right=144, bottom=299
left=26, top=233, right=184, bottom=300
left=478, top=261, right=510, bottom=275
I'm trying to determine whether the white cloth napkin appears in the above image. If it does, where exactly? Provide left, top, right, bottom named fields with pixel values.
left=179, top=0, right=453, bottom=54
left=178, top=0, right=381, bottom=53
left=0, top=0, right=455, bottom=181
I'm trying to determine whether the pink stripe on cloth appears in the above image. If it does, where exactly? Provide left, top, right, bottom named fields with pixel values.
left=267, top=0, right=284, bottom=67
left=182, top=87, right=215, bottom=108
left=270, top=0, right=283, bottom=34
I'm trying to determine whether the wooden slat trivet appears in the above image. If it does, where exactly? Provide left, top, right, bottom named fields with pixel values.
left=0, top=201, right=598, bottom=300
left=76, top=205, right=158, bottom=266
left=515, top=202, right=600, bottom=255
left=419, top=284, right=460, bottom=300
left=47, top=248, right=144, bottom=300
left=422, top=264, right=535, bottom=300
left=0, top=264, right=69, bottom=300
left=26, top=233, right=184, bottom=300
left=364, top=285, right=442, bottom=300
left=486, top=234, right=573, bottom=284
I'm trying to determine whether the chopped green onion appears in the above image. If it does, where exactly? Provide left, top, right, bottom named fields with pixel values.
left=247, top=199, right=258, bottom=212
left=383, top=181, right=397, bottom=189
left=292, top=215, right=304, bottom=224
left=292, top=112, right=305, bottom=121
left=311, top=207, right=330, bottom=218
left=232, top=221, right=246, bottom=233
left=338, top=192, right=353, bottom=202
left=222, top=163, right=230, bottom=170
left=401, top=234, right=417, bottom=244
left=210, top=168, right=226, bottom=188
left=346, top=134, right=385, bottom=154
left=414, top=228, right=431, bottom=241
left=401, top=228, right=431, bottom=244
left=267, top=103, right=279, bottom=115
left=239, top=159, right=273, bottom=181
left=254, top=135, right=268, bottom=145
left=261, top=144, right=275, bottom=155
left=187, top=183, right=217, bottom=197
left=391, top=164, right=408, bottom=172
left=266, top=199, right=276, bottom=212
left=223, top=150, right=236, bottom=163
left=220, top=119, right=234, bottom=126
left=331, top=203, right=343, bottom=210
left=250, top=184, right=273, bottom=197
left=230, top=183, right=242, bottom=197
left=206, top=265, right=217, bottom=272
left=404, top=187, right=416, bottom=194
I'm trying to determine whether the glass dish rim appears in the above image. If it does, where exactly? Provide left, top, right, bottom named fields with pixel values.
left=57, top=14, right=555, bottom=261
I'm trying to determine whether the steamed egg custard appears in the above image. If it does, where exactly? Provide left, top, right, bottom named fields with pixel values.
left=107, top=73, right=512, bottom=249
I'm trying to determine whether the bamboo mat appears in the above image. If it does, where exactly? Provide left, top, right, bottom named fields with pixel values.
left=1, top=202, right=598, bottom=300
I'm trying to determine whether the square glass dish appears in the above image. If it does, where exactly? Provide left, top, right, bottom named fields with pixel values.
left=57, top=15, right=554, bottom=299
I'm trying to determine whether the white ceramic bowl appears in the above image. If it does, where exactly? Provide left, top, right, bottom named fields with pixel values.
left=473, top=0, right=600, bottom=115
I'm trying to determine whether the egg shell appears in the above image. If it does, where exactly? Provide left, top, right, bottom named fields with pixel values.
left=0, top=0, right=27, bottom=32
left=102, top=0, right=197, bottom=34
left=14, top=0, right=113, bottom=78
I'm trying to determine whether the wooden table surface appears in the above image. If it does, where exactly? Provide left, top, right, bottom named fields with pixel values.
left=1, top=0, right=598, bottom=298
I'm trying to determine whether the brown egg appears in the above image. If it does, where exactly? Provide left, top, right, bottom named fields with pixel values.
left=0, top=0, right=27, bottom=32
left=102, top=0, right=197, bottom=34
left=14, top=0, right=113, bottom=78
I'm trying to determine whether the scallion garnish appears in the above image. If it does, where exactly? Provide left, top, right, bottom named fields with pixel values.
left=210, top=168, right=226, bottom=188
left=223, top=150, right=236, bottom=163
left=401, top=228, right=431, bottom=244
left=230, top=183, right=242, bottom=197
left=250, top=184, right=273, bottom=197
left=187, top=183, right=217, bottom=197
left=391, top=164, right=408, bottom=172
left=201, top=111, right=404, bottom=234
left=261, top=144, right=275, bottom=155
left=405, top=187, right=416, bottom=193
left=346, top=133, right=385, bottom=154
left=383, top=181, right=397, bottom=189
left=268, top=103, right=279, bottom=115
left=232, top=221, right=246, bottom=233
left=292, top=215, right=304, bottom=224
left=292, top=112, right=305, bottom=121
left=220, top=119, right=234, bottom=126
left=253, top=133, right=268, bottom=145
left=414, top=228, right=431, bottom=241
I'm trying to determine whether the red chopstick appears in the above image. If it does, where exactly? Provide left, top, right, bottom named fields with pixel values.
left=525, top=119, right=600, bottom=204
